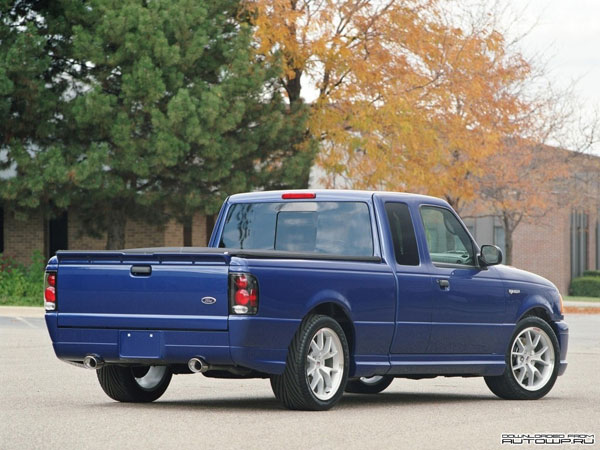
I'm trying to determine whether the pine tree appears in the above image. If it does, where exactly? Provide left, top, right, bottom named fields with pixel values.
left=1, top=0, right=308, bottom=249
left=0, top=1, right=83, bottom=217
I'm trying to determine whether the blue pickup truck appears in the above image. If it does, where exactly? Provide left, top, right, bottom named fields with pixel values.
left=44, top=190, right=568, bottom=410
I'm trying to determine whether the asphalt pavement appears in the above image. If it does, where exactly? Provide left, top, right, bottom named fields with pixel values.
left=0, top=309, right=598, bottom=449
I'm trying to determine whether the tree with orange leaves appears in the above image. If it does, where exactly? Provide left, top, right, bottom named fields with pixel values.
left=250, top=0, right=446, bottom=188
left=249, top=0, right=538, bottom=211
left=472, top=141, right=572, bottom=265
left=250, top=0, right=598, bottom=267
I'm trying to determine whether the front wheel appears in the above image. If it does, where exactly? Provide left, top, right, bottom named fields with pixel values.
left=97, top=365, right=172, bottom=403
left=271, top=314, right=349, bottom=410
left=345, top=375, right=394, bottom=394
left=485, top=317, right=559, bottom=400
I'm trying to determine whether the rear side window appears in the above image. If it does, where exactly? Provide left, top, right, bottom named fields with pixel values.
left=219, top=202, right=374, bottom=256
left=384, top=203, right=419, bottom=266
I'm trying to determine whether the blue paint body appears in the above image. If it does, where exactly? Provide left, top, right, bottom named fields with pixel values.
left=45, top=190, right=568, bottom=378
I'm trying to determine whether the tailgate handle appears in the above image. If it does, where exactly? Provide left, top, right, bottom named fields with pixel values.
left=131, top=265, right=152, bottom=276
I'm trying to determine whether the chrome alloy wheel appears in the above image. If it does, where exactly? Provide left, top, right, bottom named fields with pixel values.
left=306, top=327, right=344, bottom=401
left=511, top=327, right=555, bottom=391
left=134, top=366, right=168, bottom=390
left=359, top=376, right=384, bottom=385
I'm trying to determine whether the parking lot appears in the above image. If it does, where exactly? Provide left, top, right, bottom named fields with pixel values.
left=1, top=310, right=598, bottom=449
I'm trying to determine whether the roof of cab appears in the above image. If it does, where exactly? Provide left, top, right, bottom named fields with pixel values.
left=227, top=189, right=449, bottom=207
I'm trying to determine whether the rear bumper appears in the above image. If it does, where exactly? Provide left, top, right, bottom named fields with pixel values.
left=45, top=313, right=234, bottom=366
left=555, top=320, right=569, bottom=376
left=45, top=313, right=299, bottom=375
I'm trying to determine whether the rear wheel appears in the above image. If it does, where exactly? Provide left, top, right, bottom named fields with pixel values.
left=345, top=375, right=394, bottom=394
left=97, top=365, right=172, bottom=403
left=270, top=314, right=349, bottom=410
left=485, top=317, right=559, bottom=400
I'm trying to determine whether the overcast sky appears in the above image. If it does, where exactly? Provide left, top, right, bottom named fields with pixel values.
left=508, top=0, right=600, bottom=151
left=303, top=1, right=600, bottom=152
left=514, top=0, right=599, bottom=100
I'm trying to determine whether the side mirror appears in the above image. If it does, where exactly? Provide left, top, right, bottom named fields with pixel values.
left=479, top=245, right=503, bottom=267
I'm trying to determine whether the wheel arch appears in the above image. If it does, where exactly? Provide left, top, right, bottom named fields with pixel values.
left=521, top=306, right=553, bottom=323
left=518, top=305, right=562, bottom=345
left=516, top=293, right=556, bottom=324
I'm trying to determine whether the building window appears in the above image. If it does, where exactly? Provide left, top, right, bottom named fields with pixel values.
left=571, top=211, right=588, bottom=278
left=48, top=212, right=68, bottom=258
left=183, top=221, right=192, bottom=247
left=494, top=225, right=506, bottom=257
left=597, top=217, right=600, bottom=270
left=206, top=215, right=216, bottom=245
left=0, top=206, right=4, bottom=253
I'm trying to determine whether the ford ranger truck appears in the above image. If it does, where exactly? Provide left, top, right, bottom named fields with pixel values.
left=44, top=190, right=568, bottom=410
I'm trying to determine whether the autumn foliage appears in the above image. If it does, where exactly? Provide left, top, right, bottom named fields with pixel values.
left=472, top=140, right=572, bottom=263
left=249, top=0, right=563, bottom=213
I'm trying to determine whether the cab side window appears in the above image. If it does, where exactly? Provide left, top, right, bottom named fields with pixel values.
left=420, top=206, right=475, bottom=266
left=384, top=202, right=419, bottom=266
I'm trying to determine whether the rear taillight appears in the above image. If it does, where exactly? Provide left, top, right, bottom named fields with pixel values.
left=229, top=273, right=258, bottom=315
left=44, top=271, right=57, bottom=311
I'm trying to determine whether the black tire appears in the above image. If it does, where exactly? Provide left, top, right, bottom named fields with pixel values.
left=97, top=365, right=172, bottom=403
left=345, top=375, right=394, bottom=394
left=270, top=314, right=350, bottom=411
left=485, top=317, right=560, bottom=400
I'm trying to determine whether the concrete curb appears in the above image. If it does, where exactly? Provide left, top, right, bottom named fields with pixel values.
left=564, top=301, right=600, bottom=314
left=0, top=306, right=45, bottom=318
left=564, top=306, right=600, bottom=315
left=563, top=301, right=600, bottom=307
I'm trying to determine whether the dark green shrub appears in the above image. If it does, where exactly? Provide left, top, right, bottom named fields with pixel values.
left=570, top=276, right=600, bottom=297
left=0, top=251, right=45, bottom=306
left=582, top=270, right=600, bottom=278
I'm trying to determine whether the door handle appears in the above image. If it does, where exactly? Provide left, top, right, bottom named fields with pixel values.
left=437, top=279, right=450, bottom=289
left=131, top=265, right=152, bottom=276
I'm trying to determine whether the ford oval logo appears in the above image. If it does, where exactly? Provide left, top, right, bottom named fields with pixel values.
left=201, top=296, right=217, bottom=305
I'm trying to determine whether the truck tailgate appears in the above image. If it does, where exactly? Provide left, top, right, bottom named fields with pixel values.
left=55, top=251, right=230, bottom=331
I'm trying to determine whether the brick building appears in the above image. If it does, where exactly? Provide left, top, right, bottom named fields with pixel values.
left=0, top=208, right=212, bottom=265
left=463, top=208, right=596, bottom=294
left=462, top=151, right=600, bottom=294
left=2, top=151, right=599, bottom=294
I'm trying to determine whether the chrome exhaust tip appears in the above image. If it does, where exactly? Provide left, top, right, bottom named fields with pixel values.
left=83, top=354, right=104, bottom=370
left=188, top=357, right=209, bottom=373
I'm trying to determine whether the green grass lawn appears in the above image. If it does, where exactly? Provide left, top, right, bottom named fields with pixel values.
left=564, top=296, right=600, bottom=303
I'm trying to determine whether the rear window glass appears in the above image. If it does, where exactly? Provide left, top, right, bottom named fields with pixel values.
left=219, top=202, right=374, bottom=256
